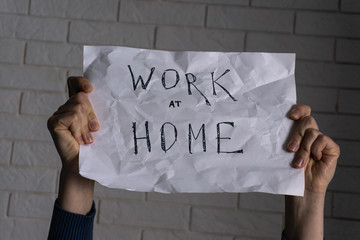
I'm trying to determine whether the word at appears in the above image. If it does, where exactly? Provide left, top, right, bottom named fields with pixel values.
left=169, top=100, right=181, bottom=108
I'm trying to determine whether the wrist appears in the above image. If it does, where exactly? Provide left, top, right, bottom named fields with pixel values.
left=58, top=168, right=94, bottom=215
left=284, top=191, right=325, bottom=240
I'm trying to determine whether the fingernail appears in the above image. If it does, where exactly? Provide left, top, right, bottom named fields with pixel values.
left=294, top=158, right=304, bottom=168
left=290, top=109, right=300, bottom=118
left=89, top=120, right=98, bottom=130
left=77, top=136, right=84, bottom=144
left=86, top=132, right=93, bottom=143
left=84, top=83, right=91, bottom=91
left=288, top=141, right=298, bottom=151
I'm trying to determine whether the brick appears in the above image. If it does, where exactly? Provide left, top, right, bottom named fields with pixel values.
left=341, top=0, right=360, bottom=13
left=336, top=39, right=360, bottom=64
left=69, top=21, right=154, bottom=48
left=0, top=64, right=66, bottom=91
left=0, top=115, right=51, bottom=141
left=333, top=193, right=360, bottom=220
left=21, top=91, right=66, bottom=116
left=0, top=39, right=24, bottom=64
left=26, top=42, right=82, bottom=68
left=156, top=26, right=244, bottom=51
left=0, top=140, right=11, bottom=165
left=30, top=0, right=118, bottom=21
left=239, top=192, right=284, bottom=212
left=297, top=86, right=337, bottom=112
left=337, top=140, right=360, bottom=167
left=325, top=219, right=360, bottom=240
left=339, top=90, right=360, bottom=114
left=0, top=0, right=28, bottom=13
left=94, top=183, right=145, bottom=200
left=168, top=0, right=248, bottom=5
left=147, top=192, right=237, bottom=208
left=120, top=0, right=205, bottom=27
left=296, top=12, right=360, bottom=38
left=328, top=167, right=360, bottom=193
left=8, top=193, right=55, bottom=219
left=0, top=192, right=9, bottom=216
left=296, top=61, right=360, bottom=88
left=143, top=229, right=233, bottom=240
left=0, top=167, right=56, bottom=192
left=191, top=207, right=282, bottom=238
left=12, top=141, right=61, bottom=168
left=94, top=224, right=140, bottom=240
left=252, top=0, right=338, bottom=10
left=67, top=69, right=83, bottom=78
left=0, top=218, right=49, bottom=240
left=207, top=6, right=293, bottom=33
left=0, top=14, right=67, bottom=42
left=246, top=33, right=334, bottom=61
left=0, top=89, right=21, bottom=114
left=312, top=113, right=360, bottom=140
left=99, top=200, right=189, bottom=229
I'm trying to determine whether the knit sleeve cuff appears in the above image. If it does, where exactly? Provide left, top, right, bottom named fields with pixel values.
left=48, top=199, right=96, bottom=240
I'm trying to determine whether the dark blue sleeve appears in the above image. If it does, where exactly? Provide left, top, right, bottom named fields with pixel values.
left=48, top=200, right=96, bottom=240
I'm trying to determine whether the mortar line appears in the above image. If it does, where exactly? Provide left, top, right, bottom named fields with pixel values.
left=18, top=92, right=24, bottom=116
left=27, top=0, right=31, bottom=15
left=117, top=0, right=121, bottom=22
left=335, top=88, right=340, bottom=113
left=338, top=0, right=342, bottom=12
left=9, top=141, right=15, bottom=165
left=139, top=229, right=144, bottom=240
left=66, top=21, right=71, bottom=43
left=6, top=193, right=11, bottom=217
left=153, top=26, right=158, bottom=49
left=243, top=32, right=247, bottom=51
left=203, top=5, right=208, bottom=28
left=293, top=11, right=297, bottom=34
left=22, top=42, right=27, bottom=65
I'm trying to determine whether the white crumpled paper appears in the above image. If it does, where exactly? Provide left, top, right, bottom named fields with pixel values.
left=80, top=45, right=304, bottom=196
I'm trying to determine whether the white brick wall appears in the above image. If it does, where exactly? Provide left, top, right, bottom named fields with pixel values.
left=1, top=0, right=359, bottom=239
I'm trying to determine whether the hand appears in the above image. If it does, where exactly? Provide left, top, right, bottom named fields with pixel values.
left=47, top=76, right=99, bottom=214
left=286, top=104, right=340, bottom=194
left=48, top=77, right=99, bottom=171
left=284, top=104, right=340, bottom=240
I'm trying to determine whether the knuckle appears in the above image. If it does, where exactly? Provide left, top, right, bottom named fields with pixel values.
left=88, top=111, right=96, bottom=120
left=305, top=128, right=319, bottom=138
left=70, top=112, right=81, bottom=123
left=301, top=146, right=311, bottom=154
left=74, top=91, right=86, bottom=101
left=302, top=115, right=316, bottom=126
left=47, top=116, right=55, bottom=130
left=317, top=133, right=327, bottom=141
left=336, top=143, right=341, bottom=156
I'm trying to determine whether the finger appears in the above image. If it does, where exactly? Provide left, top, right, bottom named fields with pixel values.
left=60, top=92, right=99, bottom=132
left=59, top=110, right=94, bottom=144
left=288, top=104, right=311, bottom=120
left=51, top=95, right=98, bottom=144
left=48, top=111, right=85, bottom=144
left=88, top=111, right=100, bottom=132
left=293, top=128, right=321, bottom=168
left=67, top=76, right=93, bottom=97
left=311, top=134, right=340, bottom=162
left=81, top=128, right=94, bottom=144
left=287, top=116, right=319, bottom=152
